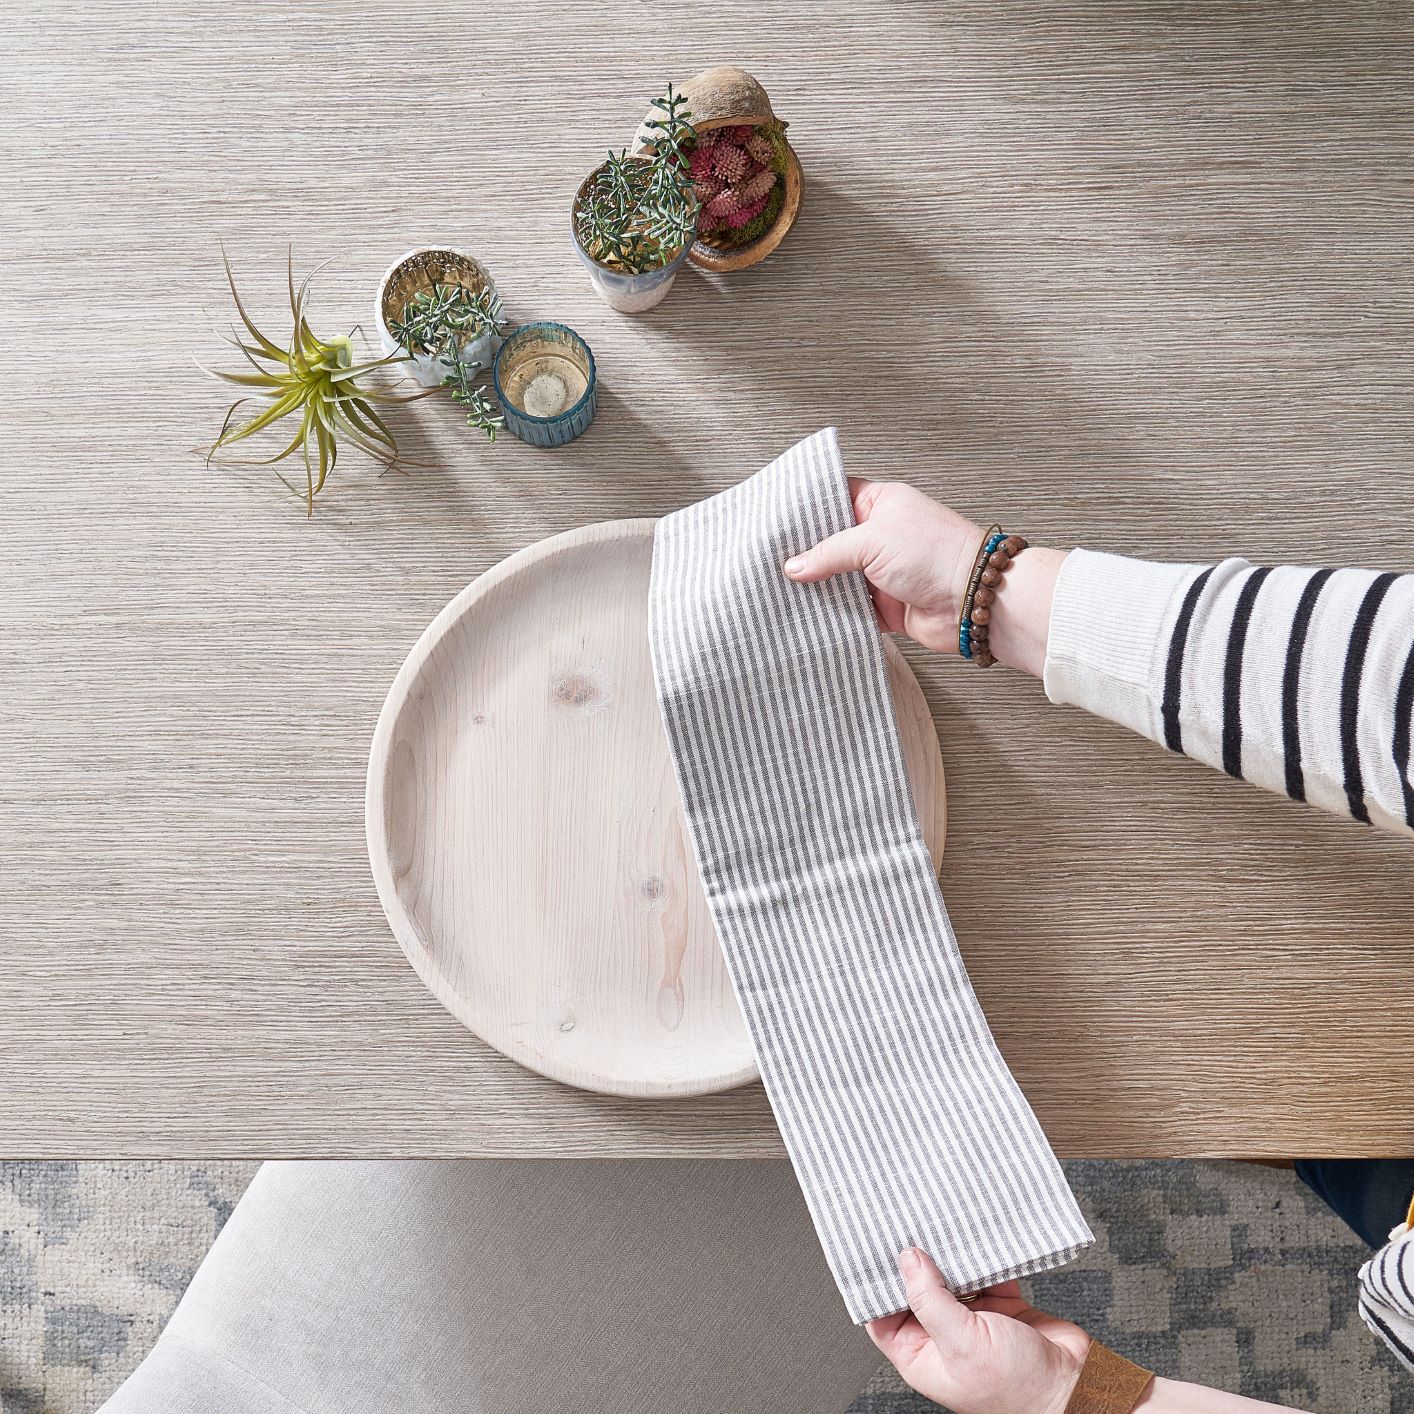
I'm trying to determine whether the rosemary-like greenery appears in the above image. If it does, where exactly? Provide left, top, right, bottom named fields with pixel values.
left=389, top=282, right=503, bottom=358
left=574, top=84, right=698, bottom=274
left=202, top=248, right=423, bottom=515
left=387, top=281, right=507, bottom=441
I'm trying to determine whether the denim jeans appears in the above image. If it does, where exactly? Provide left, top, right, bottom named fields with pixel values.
left=1295, top=1159, right=1414, bottom=1248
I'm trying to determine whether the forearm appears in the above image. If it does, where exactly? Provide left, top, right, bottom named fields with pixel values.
left=980, top=544, right=1068, bottom=679
left=1014, top=546, right=1413, bottom=836
left=788, top=483, right=1413, bottom=833
left=1138, top=1375, right=1305, bottom=1413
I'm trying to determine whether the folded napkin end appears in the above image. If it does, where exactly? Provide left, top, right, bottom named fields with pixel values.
left=846, top=1229, right=1098, bottom=1325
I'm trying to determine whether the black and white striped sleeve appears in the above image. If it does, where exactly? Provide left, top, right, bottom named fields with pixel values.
left=1043, top=550, right=1414, bottom=835
left=1359, top=1223, right=1414, bottom=1372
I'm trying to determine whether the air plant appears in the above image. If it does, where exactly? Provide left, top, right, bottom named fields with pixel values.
left=387, top=283, right=507, bottom=441
left=574, top=84, right=698, bottom=274
left=203, top=249, right=422, bottom=514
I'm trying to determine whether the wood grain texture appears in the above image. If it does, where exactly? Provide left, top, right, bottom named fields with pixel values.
left=366, top=517, right=947, bottom=1097
left=1, top=0, right=1411, bottom=1156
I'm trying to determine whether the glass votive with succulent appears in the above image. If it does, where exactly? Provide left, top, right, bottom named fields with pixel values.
left=375, top=247, right=506, bottom=388
left=375, top=247, right=508, bottom=441
left=571, top=85, right=700, bottom=313
left=492, top=323, right=597, bottom=447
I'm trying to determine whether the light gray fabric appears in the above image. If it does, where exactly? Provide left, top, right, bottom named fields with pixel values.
left=99, top=1160, right=880, bottom=1414
left=648, top=427, right=1092, bottom=1323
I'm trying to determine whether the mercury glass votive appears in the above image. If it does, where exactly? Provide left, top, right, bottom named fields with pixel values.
left=492, top=323, right=598, bottom=447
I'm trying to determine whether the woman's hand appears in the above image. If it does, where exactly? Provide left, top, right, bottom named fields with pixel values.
left=783, top=478, right=1066, bottom=678
left=866, top=1248, right=1089, bottom=1414
left=783, top=480, right=982, bottom=653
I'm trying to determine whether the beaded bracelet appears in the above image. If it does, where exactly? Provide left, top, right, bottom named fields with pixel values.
left=958, top=527, right=1027, bottom=668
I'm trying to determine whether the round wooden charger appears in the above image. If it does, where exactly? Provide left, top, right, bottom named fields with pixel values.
left=366, top=519, right=947, bottom=1099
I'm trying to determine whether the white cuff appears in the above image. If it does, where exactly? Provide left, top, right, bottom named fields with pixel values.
left=1042, top=548, right=1206, bottom=742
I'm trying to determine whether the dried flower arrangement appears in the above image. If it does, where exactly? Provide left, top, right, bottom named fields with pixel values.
left=573, top=85, right=698, bottom=276
left=688, top=121, right=790, bottom=246
left=202, top=249, right=421, bottom=515
left=388, top=282, right=507, bottom=441
left=644, top=66, right=804, bottom=273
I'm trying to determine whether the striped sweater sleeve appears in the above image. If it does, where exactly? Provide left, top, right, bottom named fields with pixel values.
left=1043, top=549, right=1414, bottom=835
left=1359, top=1221, right=1414, bottom=1373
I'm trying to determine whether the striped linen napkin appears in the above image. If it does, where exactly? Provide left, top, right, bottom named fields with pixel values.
left=647, top=427, right=1092, bottom=1323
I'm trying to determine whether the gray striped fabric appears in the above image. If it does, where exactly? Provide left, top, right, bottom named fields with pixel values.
left=647, top=427, right=1092, bottom=1323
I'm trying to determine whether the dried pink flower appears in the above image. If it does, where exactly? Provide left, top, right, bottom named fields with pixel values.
left=746, top=133, right=775, bottom=167
left=729, top=124, right=754, bottom=144
left=726, top=202, right=761, bottom=229
left=738, top=168, right=777, bottom=205
left=706, top=188, right=741, bottom=218
left=710, top=145, right=748, bottom=183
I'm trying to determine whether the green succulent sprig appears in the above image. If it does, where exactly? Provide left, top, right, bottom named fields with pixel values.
left=642, top=82, right=696, bottom=166
left=388, top=280, right=508, bottom=442
left=202, top=248, right=426, bottom=515
left=575, top=83, right=698, bottom=274
left=443, top=360, right=505, bottom=441
left=387, top=282, right=506, bottom=360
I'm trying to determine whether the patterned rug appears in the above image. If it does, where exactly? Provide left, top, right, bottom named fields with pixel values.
left=0, top=1161, right=1406, bottom=1413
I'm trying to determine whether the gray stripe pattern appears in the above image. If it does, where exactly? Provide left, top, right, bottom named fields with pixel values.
left=647, top=427, right=1092, bottom=1323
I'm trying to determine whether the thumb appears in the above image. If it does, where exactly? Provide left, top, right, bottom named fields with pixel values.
left=783, top=524, right=873, bottom=583
left=900, top=1247, right=974, bottom=1353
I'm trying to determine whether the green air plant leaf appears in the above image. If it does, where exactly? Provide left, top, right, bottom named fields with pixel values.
left=574, top=84, right=699, bottom=275
left=201, top=246, right=430, bottom=515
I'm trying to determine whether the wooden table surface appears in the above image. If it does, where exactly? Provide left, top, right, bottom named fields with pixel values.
left=4, top=1, right=1412, bottom=1158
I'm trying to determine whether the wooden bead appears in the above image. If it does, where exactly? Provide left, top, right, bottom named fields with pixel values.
left=980, top=567, right=1001, bottom=588
left=988, top=549, right=1010, bottom=570
left=975, top=647, right=995, bottom=668
left=970, top=605, right=990, bottom=625
left=1003, top=534, right=1026, bottom=556
left=973, top=586, right=995, bottom=608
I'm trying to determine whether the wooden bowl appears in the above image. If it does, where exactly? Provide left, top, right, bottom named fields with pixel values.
left=636, top=65, right=804, bottom=273
left=366, top=519, right=947, bottom=1098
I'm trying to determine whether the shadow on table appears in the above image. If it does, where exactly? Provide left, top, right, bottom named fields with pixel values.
left=662, top=179, right=1163, bottom=521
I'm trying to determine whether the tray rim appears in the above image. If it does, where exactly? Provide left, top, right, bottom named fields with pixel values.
left=366, top=517, right=945, bottom=1100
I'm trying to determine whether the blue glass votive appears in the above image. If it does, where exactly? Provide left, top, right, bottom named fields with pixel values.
left=492, top=323, right=598, bottom=447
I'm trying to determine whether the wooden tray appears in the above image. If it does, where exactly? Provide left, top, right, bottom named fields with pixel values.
left=366, top=519, right=947, bottom=1098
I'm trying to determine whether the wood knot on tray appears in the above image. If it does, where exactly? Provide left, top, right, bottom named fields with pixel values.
left=550, top=670, right=604, bottom=711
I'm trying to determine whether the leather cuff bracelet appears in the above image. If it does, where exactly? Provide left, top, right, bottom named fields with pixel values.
left=1062, top=1339, right=1154, bottom=1414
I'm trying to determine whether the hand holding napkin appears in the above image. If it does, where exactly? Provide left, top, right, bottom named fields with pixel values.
left=648, top=427, right=1092, bottom=1322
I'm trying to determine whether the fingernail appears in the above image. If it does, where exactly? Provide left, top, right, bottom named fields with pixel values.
left=783, top=556, right=804, bottom=577
left=899, top=1247, right=922, bottom=1280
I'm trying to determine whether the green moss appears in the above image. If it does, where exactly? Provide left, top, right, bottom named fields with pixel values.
left=736, top=183, right=785, bottom=244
